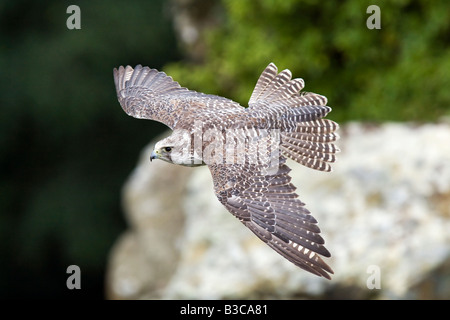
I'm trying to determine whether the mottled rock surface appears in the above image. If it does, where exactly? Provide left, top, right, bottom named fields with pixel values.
left=106, top=123, right=450, bottom=299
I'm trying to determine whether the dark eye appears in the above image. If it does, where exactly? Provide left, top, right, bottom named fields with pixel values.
left=164, top=147, right=172, bottom=152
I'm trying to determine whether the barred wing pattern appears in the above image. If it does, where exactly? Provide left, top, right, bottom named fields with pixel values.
left=248, top=63, right=340, bottom=172
left=210, top=157, right=333, bottom=279
left=114, top=62, right=338, bottom=279
left=113, top=65, right=243, bottom=130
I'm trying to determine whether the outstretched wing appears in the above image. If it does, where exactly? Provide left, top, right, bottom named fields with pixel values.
left=114, top=65, right=244, bottom=129
left=114, top=65, right=189, bottom=129
left=248, top=63, right=340, bottom=172
left=248, top=63, right=331, bottom=129
left=209, top=158, right=334, bottom=279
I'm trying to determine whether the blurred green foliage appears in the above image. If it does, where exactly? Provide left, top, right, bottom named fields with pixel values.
left=166, top=0, right=450, bottom=123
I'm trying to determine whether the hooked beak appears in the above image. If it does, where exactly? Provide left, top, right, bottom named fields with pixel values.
left=150, top=150, right=158, bottom=162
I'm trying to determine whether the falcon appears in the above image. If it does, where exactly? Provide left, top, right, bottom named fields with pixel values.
left=113, top=63, right=339, bottom=279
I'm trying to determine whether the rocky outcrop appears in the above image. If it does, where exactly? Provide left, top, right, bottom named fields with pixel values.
left=106, top=123, right=450, bottom=299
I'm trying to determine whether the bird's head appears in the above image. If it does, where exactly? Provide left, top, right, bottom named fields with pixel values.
left=150, top=140, right=174, bottom=164
left=150, top=132, right=204, bottom=167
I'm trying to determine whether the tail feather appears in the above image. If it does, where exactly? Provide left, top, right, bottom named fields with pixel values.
left=295, top=119, right=339, bottom=134
left=282, top=134, right=340, bottom=153
left=281, top=126, right=340, bottom=171
left=281, top=145, right=333, bottom=172
left=247, top=63, right=340, bottom=172
left=283, top=131, right=339, bottom=143
left=282, top=143, right=336, bottom=161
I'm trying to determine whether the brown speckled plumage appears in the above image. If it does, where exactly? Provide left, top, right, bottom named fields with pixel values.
left=114, top=63, right=339, bottom=279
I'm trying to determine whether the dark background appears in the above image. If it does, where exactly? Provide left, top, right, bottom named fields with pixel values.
left=0, top=0, right=178, bottom=299
left=0, top=0, right=448, bottom=299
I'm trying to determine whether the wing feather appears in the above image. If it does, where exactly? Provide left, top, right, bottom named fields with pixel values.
left=114, top=65, right=191, bottom=129
left=209, top=160, right=333, bottom=279
left=246, top=64, right=339, bottom=171
left=248, top=63, right=328, bottom=129
left=114, top=65, right=244, bottom=129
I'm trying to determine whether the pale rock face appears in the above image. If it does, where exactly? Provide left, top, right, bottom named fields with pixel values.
left=106, top=123, right=450, bottom=299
